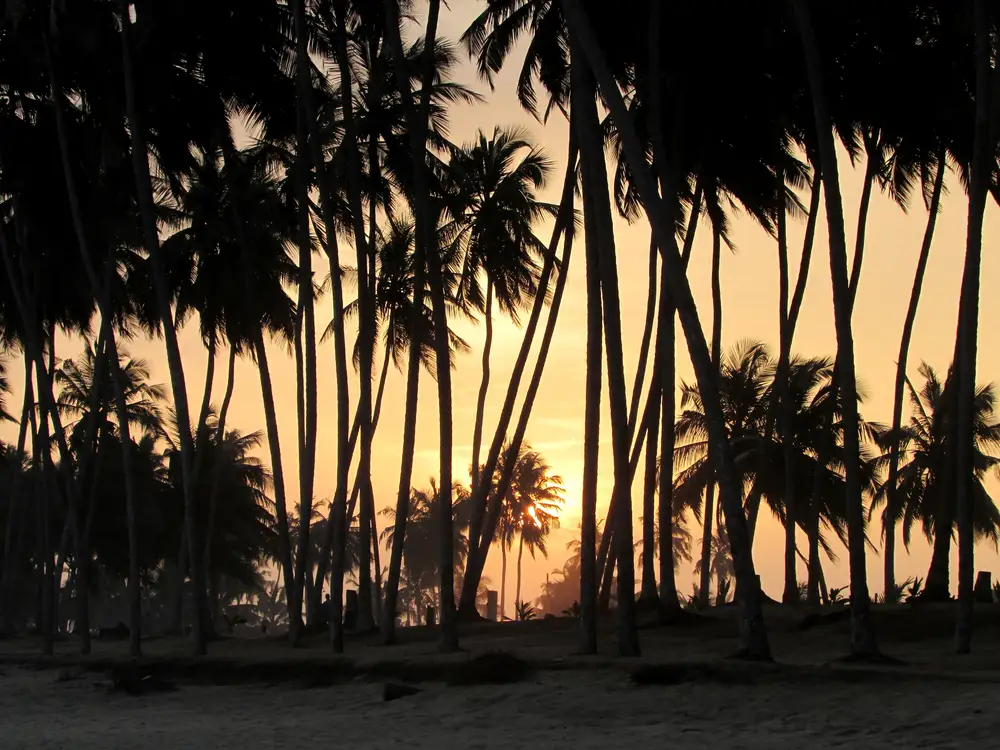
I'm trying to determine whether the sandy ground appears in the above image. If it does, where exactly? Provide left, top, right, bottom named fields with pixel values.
left=1, top=664, right=997, bottom=749
left=3, top=606, right=1000, bottom=749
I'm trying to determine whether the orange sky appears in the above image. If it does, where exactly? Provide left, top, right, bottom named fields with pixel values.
left=4, top=2, right=999, bottom=611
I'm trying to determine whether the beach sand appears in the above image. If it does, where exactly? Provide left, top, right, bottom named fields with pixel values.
left=2, top=605, right=999, bottom=749
left=1, top=664, right=996, bottom=749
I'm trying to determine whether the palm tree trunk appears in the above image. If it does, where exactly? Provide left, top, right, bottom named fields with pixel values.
left=459, top=135, right=578, bottom=616
left=515, top=533, right=525, bottom=616
left=629, top=239, right=660, bottom=443
left=291, top=0, right=352, bottom=653
left=954, top=4, right=993, bottom=651
left=884, top=148, right=946, bottom=599
left=380, top=0, right=442, bottom=646
left=203, top=345, right=238, bottom=588
left=563, top=0, right=769, bottom=658
left=573, top=43, right=638, bottom=656
left=118, top=1, right=207, bottom=655
left=196, top=342, right=216, bottom=450
left=594, top=236, right=675, bottom=595
left=746, top=169, right=821, bottom=544
left=698, top=224, right=723, bottom=608
left=471, top=283, right=494, bottom=492
left=333, top=0, right=377, bottom=634
left=500, top=544, right=508, bottom=621
left=807, top=499, right=822, bottom=607
left=314, top=340, right=390, bottom=619
left=793, top=0, right=877, bottom=656
left=639, top=364, right=661, bottom=603
left=252, top=331, right=296, bottom=622
left=924, top=503, right=953, bottom=601
left=290, top=84, right=320, bottom=631
left=658, top=192, right=703, bottom=618
left=105, top=336, right=142, bottom=657
left=776, top=170, right=798, bottom=604
left=847, top=135, right=879, bottom=310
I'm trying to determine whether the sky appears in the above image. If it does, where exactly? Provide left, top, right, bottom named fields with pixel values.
left=4, top=2, right=1000, bottom=613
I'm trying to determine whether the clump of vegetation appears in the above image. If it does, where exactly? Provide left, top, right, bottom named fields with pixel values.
left=447, top=652, right=532, bottom=686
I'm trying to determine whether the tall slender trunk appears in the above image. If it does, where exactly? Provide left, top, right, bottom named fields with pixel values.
left=607, top=237, right=660, bottom=606
left=697, top=224, right=722, bottom=607
left=500, top=544, right=508, bottom=621
left=639, top=356, right=661, bottom=601
left=793, top=0, right=876, bottom=656
left=333, top=0, right=377, bottom=633
left=847, top=134, right=880, bottom=311
left=924, top=503, right=952, bottom=600
left=574, top=45, right=638, bottom=656
left=807, top=497, right=822, bottom=607
left=746, top=169, right=821, bottom=543
left=884, top=148, right=946, bottom=598
left=106, top=337, right=141, bottom=656
left=252, top=331, right=296, bottom=618
left=314, top=340, right=390, bottom=617
left=471, top=283, right=494, bottom=492
left=579, top=108, right=602, bottom=653
left=196, top=342, right=216, bottom=450
left=514, top=533, right=525, bottom=614
left=459, top=135, right=578, bottom=615
left=563, top=0, right=769, bottom=658
left=288, top=24, right=319, bottom=635
left=658, top=194, right=702, bottom=618
left=954, top=1, right=994, bottom=652
left=203, top=345, right=238, bottom=585
left=380, top=0, right=444, bottom=647
left=293, top=0, right=351, bottom=653
left=119, top=1, right=206, bottom=654
left=776, top=169, right=798, bottom=604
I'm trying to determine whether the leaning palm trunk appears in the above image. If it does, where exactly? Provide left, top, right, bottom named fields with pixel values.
left=563, top=0, right=769, bottom=658
left=698, top=224, right=723, bottom=608
left=514, top=533, right=525, bottom=614
left=599, top=237, right=659, bottom=603
left=202, top=345, right=238, bottom=588
left=776, top=171, right=798, bottom=604
left=847, top=133, right=880, bottom=310
left=573, top=46, right=639, bottom=656
left=380, top=0, right=443, bottom=646
left=333, top=0, right=378, bottom=632
left=471, top=283, right=494, bottom=493
left=251, top=330, right=296, bottom=618
left=954, top=0, right=993, bottom=653
left=883, top=148, right=946, bottom=598
left=292, top=0, right=352, bottom=653
left=746, top=170, right=821, bottom=543
left=793, top=0, right=877, bottom=656
left=459, top=134, right=579, bottom=616
left=118, top=1, right=207, bottom=654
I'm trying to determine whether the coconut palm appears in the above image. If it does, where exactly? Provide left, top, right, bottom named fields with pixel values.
left=872, top=364, right=1000, bottom=602
left=443, top=126, right=557, bottom=496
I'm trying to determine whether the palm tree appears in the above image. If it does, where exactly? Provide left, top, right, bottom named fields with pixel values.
left=873, top=364, right=1000, bottom=603
left=380, top=479, right=471, bottom=625
left=443, top=126, right=556, bottom=497
left=491, top=445, right=564, bottom=619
